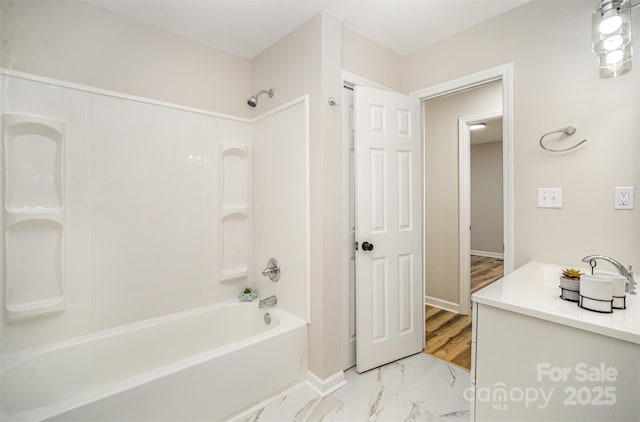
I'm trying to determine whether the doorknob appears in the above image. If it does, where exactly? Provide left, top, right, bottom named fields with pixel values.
left=361, top=241, right=374, bottom=251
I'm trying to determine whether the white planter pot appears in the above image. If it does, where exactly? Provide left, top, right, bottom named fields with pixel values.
left=559, top=277, right=580, bottom=301
left=559, top=277, right=580, bottom=291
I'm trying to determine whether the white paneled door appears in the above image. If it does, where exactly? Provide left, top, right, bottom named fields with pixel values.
left=355, top=86, right=423, bottom=373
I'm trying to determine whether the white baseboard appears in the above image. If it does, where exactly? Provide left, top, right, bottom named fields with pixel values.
left=470, top=250, right=504, bottom=259
left=228, top=381, right=309, bottom=421
left=424, top=296, right=460, bottom=313
left=307, top=370, right=347, bottom=397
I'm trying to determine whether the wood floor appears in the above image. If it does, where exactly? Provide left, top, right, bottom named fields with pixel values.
left=424, top=305, right=472, bottom=369
left=424, top=255, right=503, bottom=370
left=470, top=255, right=504, bottom=294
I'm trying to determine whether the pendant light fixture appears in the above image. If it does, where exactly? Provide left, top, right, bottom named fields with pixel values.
left=592, top=0, right=633, bottom=78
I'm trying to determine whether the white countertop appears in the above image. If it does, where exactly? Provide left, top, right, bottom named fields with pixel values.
left=471, top=261, right=640, bottom=345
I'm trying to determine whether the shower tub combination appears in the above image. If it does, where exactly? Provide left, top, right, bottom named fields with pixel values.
left=1, top=301, right=307, bottom=421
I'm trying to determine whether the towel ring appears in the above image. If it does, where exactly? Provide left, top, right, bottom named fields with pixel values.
left=539, top=126, right=587, bottom=152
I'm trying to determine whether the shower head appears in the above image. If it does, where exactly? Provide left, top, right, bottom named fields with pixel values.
left=247, top=89, right=274, bottom=108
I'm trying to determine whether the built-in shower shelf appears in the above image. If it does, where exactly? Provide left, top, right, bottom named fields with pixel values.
left=220, top=270, right=249, bottom=279
left=220, top=207, right=246, bottom=217
left=5, top=211, right=63, bottom=225
left=5, top=218, right=66, bottom=319
left=3, top=113, right=67, bottom=321
left=4, top=114, right=65, bottom=212
left=6, top=205, right=64, bottom=214
left=7, top=297, right=65, bottom=312
left=220, top=146, right=248, bottom=209
left=219, top=144, right=249, bottom=281
left=219, top=211, right=248, bottom=280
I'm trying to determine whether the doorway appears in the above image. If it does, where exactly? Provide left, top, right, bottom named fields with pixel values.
left=464, top=113, right=505, bottom=309
left=469, top=115, right=504, bottom=297
left=414, top=64, right=513, bottom=370
left=422, top=80, right=504, bottom=315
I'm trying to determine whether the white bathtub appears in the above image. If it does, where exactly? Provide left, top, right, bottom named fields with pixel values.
left=0, top=301, right=307, bottom=421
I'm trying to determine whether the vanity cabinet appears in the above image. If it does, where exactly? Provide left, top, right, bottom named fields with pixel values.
left=470, top=262, right=640, bottom=422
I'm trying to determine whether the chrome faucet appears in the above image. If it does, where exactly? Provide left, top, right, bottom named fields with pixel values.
left=258, top=295, right=277, bottom=309
left=581, top=255, right=637, bottom=295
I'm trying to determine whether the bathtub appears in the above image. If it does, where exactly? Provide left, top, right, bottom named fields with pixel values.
left=0, top=301, right=307, bottom=421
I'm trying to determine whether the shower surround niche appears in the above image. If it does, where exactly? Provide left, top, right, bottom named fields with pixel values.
left=219, top=145, right=249, bottom=280
left=3, top=113, right=66, bottom=320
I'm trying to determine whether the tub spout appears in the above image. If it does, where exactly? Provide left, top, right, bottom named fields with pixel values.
left=258, top=295, right=277, bottom=309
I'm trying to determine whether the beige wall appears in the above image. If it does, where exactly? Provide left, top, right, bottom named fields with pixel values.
left=341, top=27, right=402, bottom=91
left=471, top=141, right=504, bottom=254
left=251, top=12, right=343, bottom=378
left=405, top=0, right=640, bottom=274
left=0, top=1, right=252, bottom=118
left=424, top=82, right=502, bottom=304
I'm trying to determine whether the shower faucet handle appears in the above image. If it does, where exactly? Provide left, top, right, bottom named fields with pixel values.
left=262, top=258, right=280, bottom=282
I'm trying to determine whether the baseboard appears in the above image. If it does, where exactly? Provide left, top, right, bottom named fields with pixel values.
left=425, top=295, right=460, bottom=313
left=228, top=381, right=308, bottom=422
left=307, top=370, right=347, bottom=397
left=470, top=250, right=504, bottom=259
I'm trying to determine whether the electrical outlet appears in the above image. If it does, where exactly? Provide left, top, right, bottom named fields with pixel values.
left=614, top=187, right=634, bottom=210
left=538, top=188, right=563, bottom=208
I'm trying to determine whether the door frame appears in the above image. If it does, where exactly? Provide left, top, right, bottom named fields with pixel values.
left=410, top=63, right=514, bottom=314
left=342, top=70, right=395, bottom=92
left=458, top=110, right=503, bottom=313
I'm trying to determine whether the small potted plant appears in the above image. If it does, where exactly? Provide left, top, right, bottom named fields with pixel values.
left=560, top=268, right=583, bottom=286
left=239, top=287, right=257, bottom=302
left=559, top=268, right=583, bottom=301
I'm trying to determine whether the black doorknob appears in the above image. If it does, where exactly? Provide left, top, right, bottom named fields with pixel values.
left=362, top=241, right=374, bottom=251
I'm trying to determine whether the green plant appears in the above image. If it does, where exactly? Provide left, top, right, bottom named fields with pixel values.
left=561, top=268, right=583, bottom=280
left=243, top=287, right=253, bottom=294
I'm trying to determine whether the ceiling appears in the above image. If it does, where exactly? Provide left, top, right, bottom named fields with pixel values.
left=89, top=0, right=529, bottom=59
left=470, top=117, right=502, bottom=145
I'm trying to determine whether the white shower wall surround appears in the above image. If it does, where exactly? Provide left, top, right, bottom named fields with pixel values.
left=0, top=71, right=310, bottom=355
left=253, top=102, right=310, bottom=322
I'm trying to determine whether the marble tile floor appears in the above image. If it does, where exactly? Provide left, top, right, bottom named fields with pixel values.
left=232, top=353, right=471, bottom=422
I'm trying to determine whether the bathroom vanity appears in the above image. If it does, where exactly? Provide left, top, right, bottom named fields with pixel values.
left=470, top=261, right=640, bottom=422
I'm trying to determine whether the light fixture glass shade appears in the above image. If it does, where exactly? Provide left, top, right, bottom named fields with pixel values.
left=592, top=0, right=633, bottom=78
left=599, top=10, right=622, bottom=34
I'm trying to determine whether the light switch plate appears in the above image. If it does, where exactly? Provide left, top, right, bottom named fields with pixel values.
left=614, top=187, right=634, bottom=210
left=538, top=188, right=562, bottom=208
